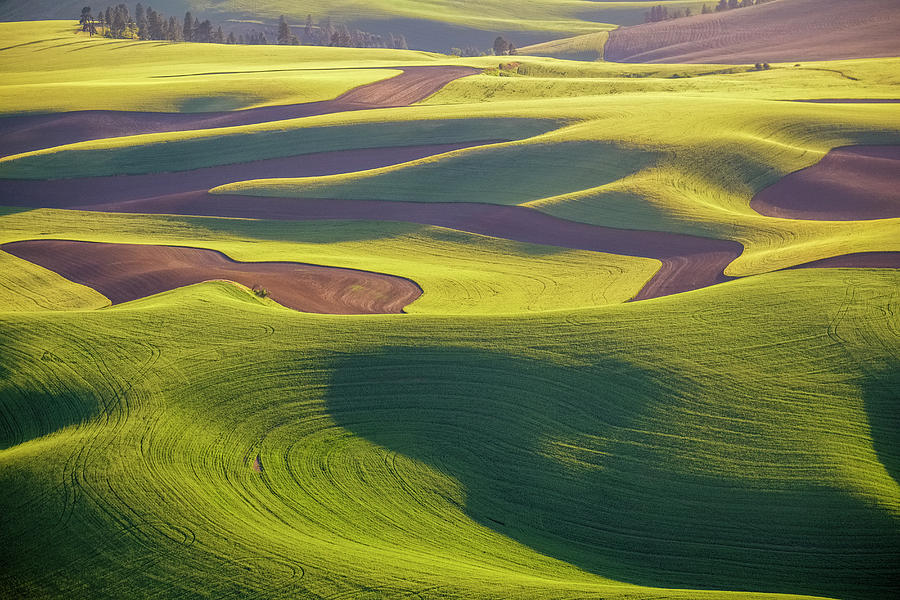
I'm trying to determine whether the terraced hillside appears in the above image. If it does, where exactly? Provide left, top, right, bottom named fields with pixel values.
left=1, top=18, right=899, bottom=600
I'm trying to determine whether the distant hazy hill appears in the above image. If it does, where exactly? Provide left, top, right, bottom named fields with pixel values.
left=605, top=0, right=900, bottom=63
left=0, top=0, right=695, bottom=51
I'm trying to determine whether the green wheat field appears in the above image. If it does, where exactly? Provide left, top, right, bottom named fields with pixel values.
left=1, top=2, right=898, bottom=599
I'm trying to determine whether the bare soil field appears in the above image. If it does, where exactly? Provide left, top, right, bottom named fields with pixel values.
left=1, top=239, right=422, bottom=314
left=751, top=145, right=900, bottom=221
left=789, top=251, right=900, bottom=269
left=605, top=0, right=900, bottom=64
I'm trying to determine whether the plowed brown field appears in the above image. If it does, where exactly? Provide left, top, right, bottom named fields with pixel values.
left=751, top=145, right=900, bottom=220
left=2, top=239, right=422, bottom=314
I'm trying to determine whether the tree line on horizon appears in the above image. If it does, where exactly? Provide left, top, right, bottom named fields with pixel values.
left=78, top=5, right=408, bottom=49
left=645, top=0, right=774, bottom=23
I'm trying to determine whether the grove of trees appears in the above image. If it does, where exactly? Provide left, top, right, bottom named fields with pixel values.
left=76, top=5, right=409, bottom=49
left=645, top=5, right=692, bottom=22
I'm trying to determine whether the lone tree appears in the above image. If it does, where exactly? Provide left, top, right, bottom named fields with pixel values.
left=80, top=6, right=97, bottom=36
left=277, top=15, right=292, bottom=45
left=110, top=5, right=127, bottom=38
left=303, top=14, right=315, bottom=44
left=391, top=33, right=408, bottom=49
left=195, top=19, right=213, bottom=43
left=493, top=36, right=510, bottom=56
left=182, top=12, right=193, bottom=41
left=136, top=3, right=149, bottom=40
left=167, top=16, right=181, bottom=41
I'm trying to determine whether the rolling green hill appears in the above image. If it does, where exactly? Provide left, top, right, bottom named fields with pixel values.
left=2, top=267, right=898, bottom=599
left=1, top=19, right=898, bottom=600
left=518, top=31, right=610, bottom=61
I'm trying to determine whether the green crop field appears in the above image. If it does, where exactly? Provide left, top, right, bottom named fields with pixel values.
left=1, top=15, right=898, bottom=600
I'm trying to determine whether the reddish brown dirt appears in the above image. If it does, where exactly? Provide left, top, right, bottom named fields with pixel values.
left=788, top=252, right=900, bottom=269
left=1, top=239, right=422, bottom=314
left=605, top=0, right=900, bottom=64
left=751, top=145, right=900, bottom=221
left=0, top=66, right=479, bottom=157
left=63, top=193, right=744, bottom=300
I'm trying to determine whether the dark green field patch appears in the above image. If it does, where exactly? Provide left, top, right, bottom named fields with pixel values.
left=0, top=118, right=556, bottom=179
left=249, top=141, right=658, bottom=205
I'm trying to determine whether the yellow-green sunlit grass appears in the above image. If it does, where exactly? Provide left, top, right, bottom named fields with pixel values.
left=2, top=266, right=897, bottom=599
left=0, top=248, right=108, bottom=311
left=425, top=57, right=900, bottom=103
left=0, top=21, right=442, bottom=115
left=518, top=31, right=610, bottom=61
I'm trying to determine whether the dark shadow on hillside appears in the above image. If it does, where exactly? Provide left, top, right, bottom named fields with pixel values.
left=175, top=212, right=432, bottom=245
left=0, top=206, right=36, bottom=217
left=863, top=362, right=900, bottom=490
left=351, top=18, right=554, bottom=51
left=0, top=343, right=102, bottom=450
left=325, top=346, right=900, bottom=600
